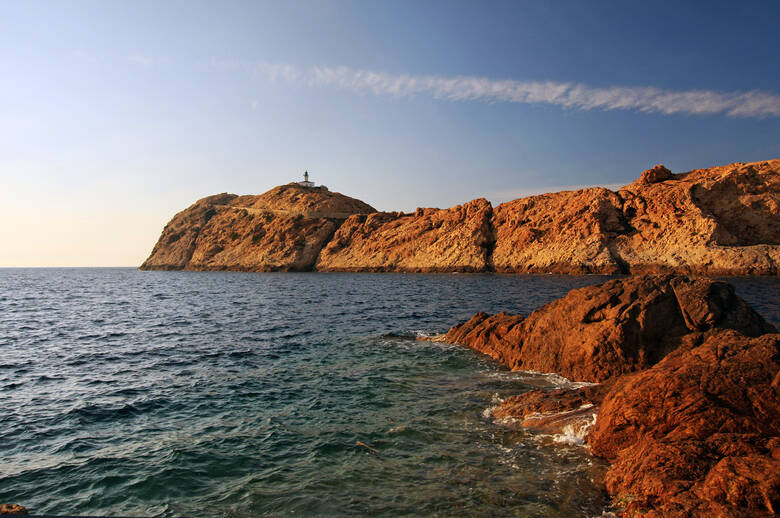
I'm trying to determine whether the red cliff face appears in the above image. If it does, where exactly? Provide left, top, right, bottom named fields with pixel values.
left=140, top=184, right=375, bottom=272
left=491, top=187, right=627, bottom=274
left=491, top=159, right=780, bottom=274
left=614, top=160, right=780, bottom=275
left=315, top=198, right=494, bottom=272
left=438, top=275, right=778, bottom=517
left=141, top=159, right=780, bottom=276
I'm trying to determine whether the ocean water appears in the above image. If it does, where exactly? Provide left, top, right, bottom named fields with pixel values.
left=1, top=269, right=778, bottom=517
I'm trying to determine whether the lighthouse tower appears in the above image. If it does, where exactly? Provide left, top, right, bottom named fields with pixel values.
left=298, top=170, right=315, bottom=188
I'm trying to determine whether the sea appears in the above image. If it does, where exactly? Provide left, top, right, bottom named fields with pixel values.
left=2, top=269, right=778, bottom=517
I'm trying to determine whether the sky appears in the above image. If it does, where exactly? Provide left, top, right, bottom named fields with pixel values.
left=1, top=0, right=779, bottom=266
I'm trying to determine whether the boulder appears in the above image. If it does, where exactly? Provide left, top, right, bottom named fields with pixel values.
left=589, top=330, right=780, bottom=517
left=441, top=275, right=774, bottom=383
left=0, top=505, right=28, bottom=515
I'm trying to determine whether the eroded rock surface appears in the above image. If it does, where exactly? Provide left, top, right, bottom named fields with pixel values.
left=614, top=160, right=780, bottom=275
left=442, top=275, right=774, bottom=382
left=142, top=160, right=779, bottom=275
left=316, top=198, right=494, bottom=272
left=140, top=184, right=374, bottom=271
left=492, top=159, right=780, bottom=274
left=438, top=275, right=779, bottom=517
left=491, top=187, right=627, bottom=274
left=589, top=330, right=780, bottom=517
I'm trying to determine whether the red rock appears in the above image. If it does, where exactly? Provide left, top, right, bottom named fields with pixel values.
left=639, top=164, right=673, bottom=184
left=493, top=383, right=612, bottom=421
left=491, top=187, right=626, bottom=274
left=0, top=505, right=28, bottom=515
left=142, top=159, right=780, bottom=275
left=316, top=199, right=494, bottom=272
left=438, top=275, right=779, bottom=515
left=442, top=275, right=774, bottom=383
left=140, top=184, right=374, bottom=271
left=615, top=160, right=780, bottom=275
left=588, top=330, right=780, bottom=517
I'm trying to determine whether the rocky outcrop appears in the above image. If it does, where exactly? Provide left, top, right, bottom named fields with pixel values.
left=441, top=275, right=774, bottom=382
left=613, top=160, right=780, bottom=275
left=492, top=159, right=780, bottom=274
left=316, top=198, right=493, bottom=272
left=491, top=187, right=627, bottom=274
left=140, top=184, right=375, bottom=271
left=437, top=275, right=779, bottom=516
left=589, top=330, right=780, bottom=517
left=141, top=159, right=779, bottom=275
left=0, top=505, right=28, bottom=515
left=140, top=193, right=237, bottom=270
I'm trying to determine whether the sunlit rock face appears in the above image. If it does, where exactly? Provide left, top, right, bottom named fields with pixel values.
left=436, top=274, right=779, bottom=517
left=140, top=184, right=375, bottom=272
left=315, top=198, right=494, bottom=272
left=491, top=159, right=780, bottom=275
left=142, top=159, right=780, bottom=274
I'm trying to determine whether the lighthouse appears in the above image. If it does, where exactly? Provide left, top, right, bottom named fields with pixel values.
left=298, top=170, right=315, bottom=188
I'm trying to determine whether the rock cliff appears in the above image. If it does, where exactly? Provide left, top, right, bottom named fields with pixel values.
left=140, top=184, right=375, bottom=272
left=436, top=275, right=779, bottom=517
left=141, top=159, right=780, bottom=275
left=315, top=199, right=493, bottom=272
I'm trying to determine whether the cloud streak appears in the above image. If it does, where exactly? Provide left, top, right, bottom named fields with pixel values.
left=128, top=54, right=169, bottom=67
left=249, top=62, right=780, bottom=118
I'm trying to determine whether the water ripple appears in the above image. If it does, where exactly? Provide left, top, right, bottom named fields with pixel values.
left=1, top=268, right=777, bottom=517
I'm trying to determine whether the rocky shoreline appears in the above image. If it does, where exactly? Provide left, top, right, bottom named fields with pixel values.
left=431, top=274, right=779, bottom=517
left=141, top=159, right=779, bottom=276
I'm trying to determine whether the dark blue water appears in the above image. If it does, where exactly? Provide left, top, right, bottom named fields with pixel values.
left=1, top=269, right=778, bottom=517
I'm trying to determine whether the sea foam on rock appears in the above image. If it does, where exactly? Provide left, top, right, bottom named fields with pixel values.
left=437, top=274, right=779, bottom=517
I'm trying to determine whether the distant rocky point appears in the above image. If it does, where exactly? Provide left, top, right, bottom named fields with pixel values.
left=141, top=160, right=780, bottom=275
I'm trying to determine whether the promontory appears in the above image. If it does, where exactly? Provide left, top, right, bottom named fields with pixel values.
left=141, top=159, right=780, bottom=275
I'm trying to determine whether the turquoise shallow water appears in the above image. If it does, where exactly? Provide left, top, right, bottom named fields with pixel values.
left=1, top=269, right=778, bottom=517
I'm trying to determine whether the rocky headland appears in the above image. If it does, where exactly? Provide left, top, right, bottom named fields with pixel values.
left=433, top=274, right=779, bottom=517
left=141, top=159, right=780, bottom=275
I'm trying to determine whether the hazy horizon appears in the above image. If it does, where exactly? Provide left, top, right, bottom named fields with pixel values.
left=2, top=0, right=779, bottom=267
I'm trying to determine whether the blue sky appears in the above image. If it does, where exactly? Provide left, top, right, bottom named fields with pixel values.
left=1, top=0, right=779, bottom=266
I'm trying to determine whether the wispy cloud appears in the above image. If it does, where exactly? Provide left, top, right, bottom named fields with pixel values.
left=246, top=62, right=780, bottom=118
left=128, top=54, right=169, bottom=67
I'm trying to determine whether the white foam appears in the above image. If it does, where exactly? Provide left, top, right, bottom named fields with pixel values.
left=552, top=410, right=598, bottom=446
left=522, top=403, right=594, bottom=422
left=485, top=369, right=597, bottom=390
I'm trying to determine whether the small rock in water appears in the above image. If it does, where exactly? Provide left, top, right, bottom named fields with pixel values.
left=0, top=504, right=28, bottom=515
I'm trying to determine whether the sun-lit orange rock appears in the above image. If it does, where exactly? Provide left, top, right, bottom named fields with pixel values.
left=438, top=275, right=779, bottom=517
left=0, top=504, right=28, bottom=515
left=441, top=274, right=774, bottom=382
left=315, top=198, right=494, bottom=272
left=141, top=159, right=779, bottom=275
left=140, top=184, right=374, bottom=271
